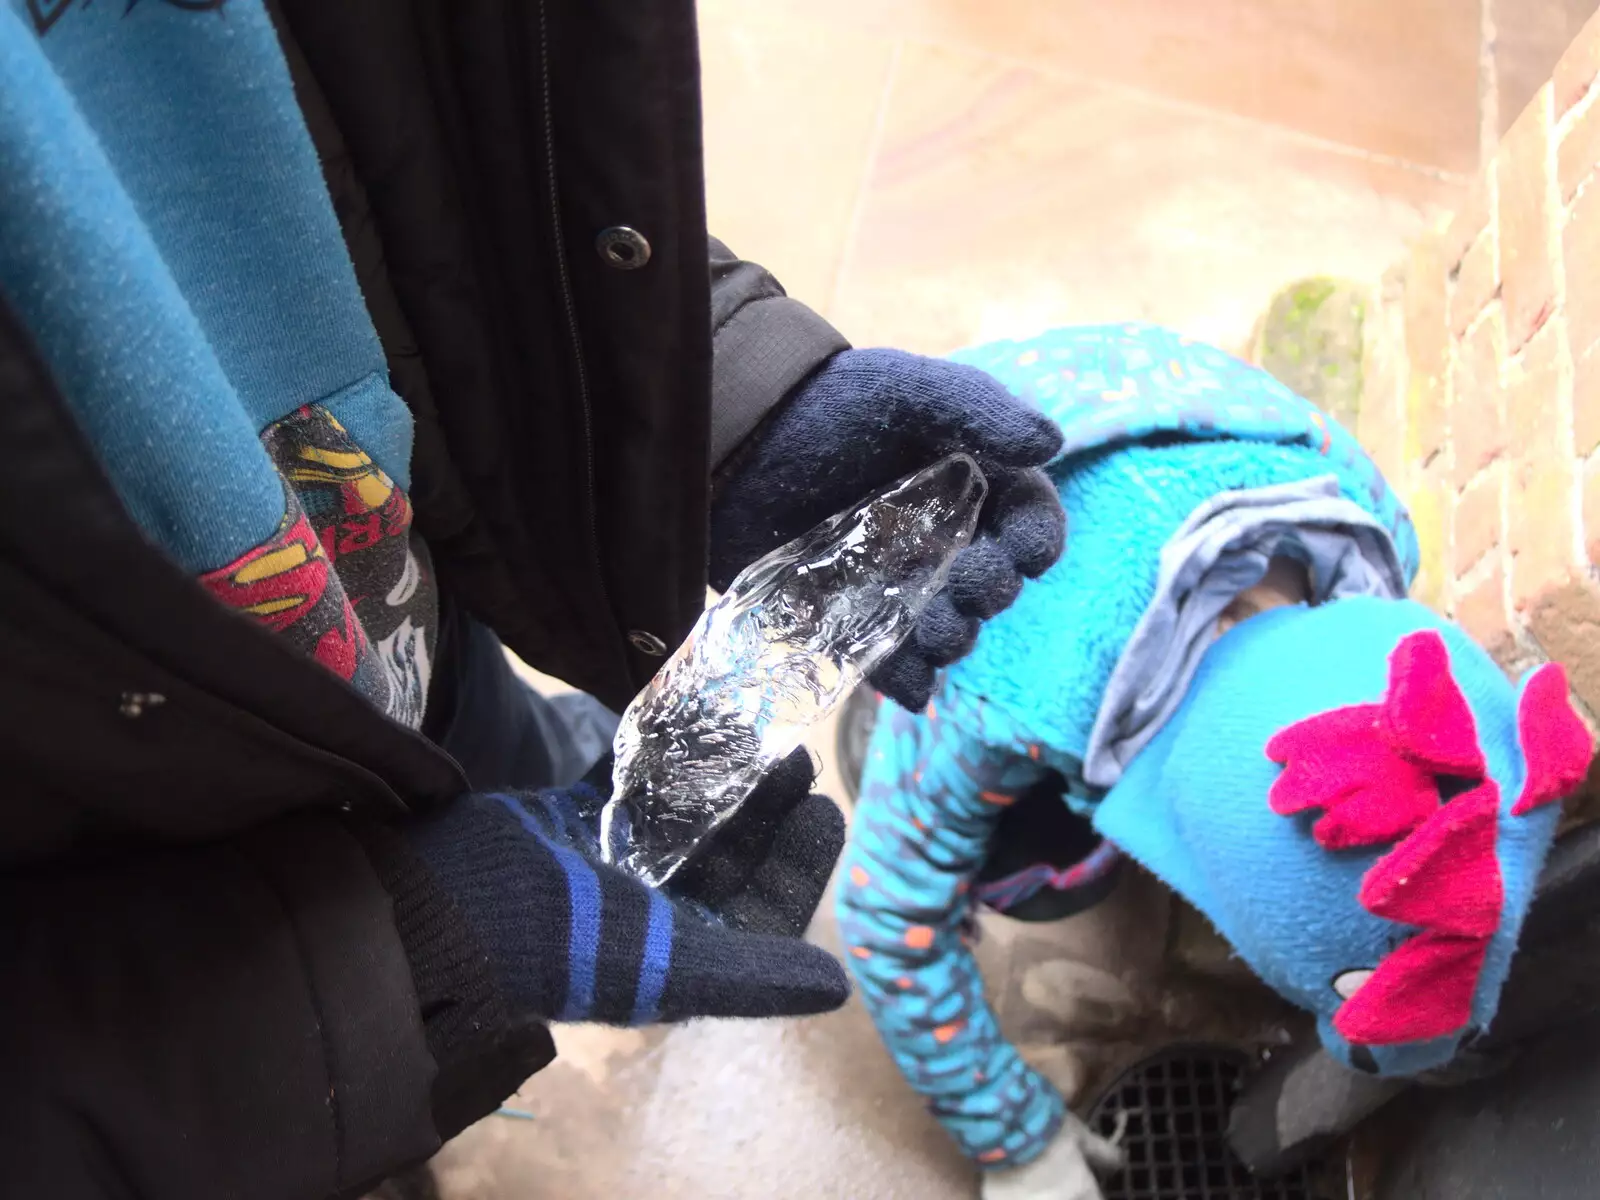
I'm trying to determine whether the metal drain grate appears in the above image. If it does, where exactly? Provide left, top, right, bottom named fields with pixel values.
left=1087, top=1045, right=1323, bottom=1200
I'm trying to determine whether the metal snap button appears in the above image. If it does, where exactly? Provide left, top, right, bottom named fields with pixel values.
left=628, top=629, right=668, bottom=656
left=596, top=226, right=652, bottom=270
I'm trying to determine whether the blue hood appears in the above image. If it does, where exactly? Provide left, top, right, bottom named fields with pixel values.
left=940, top=325, right=1419, bottom=767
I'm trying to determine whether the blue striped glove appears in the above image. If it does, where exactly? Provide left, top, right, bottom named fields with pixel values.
left=403, top=749, right=847, bottom=1025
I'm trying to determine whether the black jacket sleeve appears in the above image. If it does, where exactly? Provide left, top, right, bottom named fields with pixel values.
left=707, top=237, right=851, bottom=470
left=0, top=811, right=552, bottom=1200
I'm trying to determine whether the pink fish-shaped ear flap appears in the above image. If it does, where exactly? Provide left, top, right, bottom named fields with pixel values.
left=1267, top=631, right=1597, bottom=1048
left=1359, top=783, right=1503, bottom=939
left=1381, top=630, right=1486, bottom=777
left=1335, top=786, right=1503, bottom=1046
left=1333, top=932, right=1491, bottom=1046
left=1512, top=663, right=1594, bottom=816
left=1266, top=705, right=1441, bottom=849
left=1266, top=631, right=1486, bottom=851
left=1268, top=630, right=1509, bottom=1047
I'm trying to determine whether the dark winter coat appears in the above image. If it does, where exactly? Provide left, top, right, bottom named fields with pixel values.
left=0, top=2, right=847, bottom=1196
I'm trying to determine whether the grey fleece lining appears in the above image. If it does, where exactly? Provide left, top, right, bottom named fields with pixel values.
left=1082, top=474, right=1408, bottom=789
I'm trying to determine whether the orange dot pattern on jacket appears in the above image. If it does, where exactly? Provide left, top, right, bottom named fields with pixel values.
left=904, top=925, right=935, bottom=950
left=933, top=1020, right=965, bottom=1043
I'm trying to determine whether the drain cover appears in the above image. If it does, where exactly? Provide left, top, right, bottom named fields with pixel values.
left=1087, top=1045, right=1324, bottom=1200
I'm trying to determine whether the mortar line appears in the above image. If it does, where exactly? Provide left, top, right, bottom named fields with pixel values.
left=1538, top=81, right=1587, bottom=580
left=1556, top=59, right=1600, bottom=138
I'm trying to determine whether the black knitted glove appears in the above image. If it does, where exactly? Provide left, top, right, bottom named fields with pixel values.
left=711, top=348, right=1067, bottom=710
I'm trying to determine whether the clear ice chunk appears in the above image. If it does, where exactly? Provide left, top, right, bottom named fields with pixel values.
left=600, top=453, right=988, bottom=886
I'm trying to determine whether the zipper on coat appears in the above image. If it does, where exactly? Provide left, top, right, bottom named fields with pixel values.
left=532, top=0, right=617, bottom=644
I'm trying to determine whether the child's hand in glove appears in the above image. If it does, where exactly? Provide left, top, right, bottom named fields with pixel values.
left=980, top=1112, right=1125, bottom=1200
left=711, top=348, right=1067, bottom=711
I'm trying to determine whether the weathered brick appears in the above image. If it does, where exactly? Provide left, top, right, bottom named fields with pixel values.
left=1565, top=173, right=1600, bottom=364
left=1498, top=0, right=1586, bottom=138
left=1443, top=172, right=1492, bottom=272
left=1507, top=324, right=1579, bottom=609
left=1508, top=321, right=1569, bottom=449
left=1454, top=470, right=1503, bottom=577
left=1455, top=564, right=1517, bottom=665
left=1559, top=83, right=1600, bottom=202
left=1403, top=229, right=1452, bottom=468
left=1554, top=8, right=1600, bottom=118
left=1586, top=456, right=1600, bottom=567
left=1527, top=574, right=1600, bottom=715
left=1499, top=87, right=1559, bottom=352
left=1450, top=305, right=1508, bottom=486
left=1577, top=345, right=1600, bottom=458
left=1449, top=231, right=1499, bottom=337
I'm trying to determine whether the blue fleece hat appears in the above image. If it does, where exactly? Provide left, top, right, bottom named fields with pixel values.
left=1094, top=596, right=1592, bottom=1075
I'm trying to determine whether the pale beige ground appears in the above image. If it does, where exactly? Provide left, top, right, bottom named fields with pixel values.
left=439, top=1, right=1475, bottom=1195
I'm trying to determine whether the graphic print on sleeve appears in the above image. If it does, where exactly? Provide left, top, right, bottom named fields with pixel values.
left=200, top=405, right=435, bottom=728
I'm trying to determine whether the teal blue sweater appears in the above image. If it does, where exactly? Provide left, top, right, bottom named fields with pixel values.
left=835, top=324, right=1417, bottom=1169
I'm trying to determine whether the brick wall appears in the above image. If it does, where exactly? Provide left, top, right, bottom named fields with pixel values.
left=1361, top=8, right=1600, bottom=803
left=1493, top=0, right=1600, bottom=142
